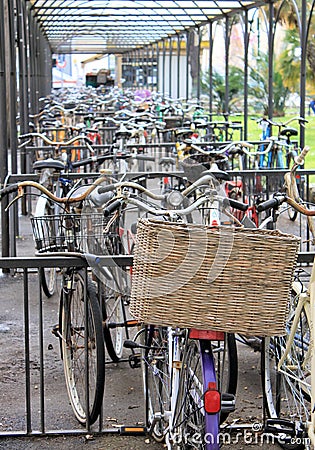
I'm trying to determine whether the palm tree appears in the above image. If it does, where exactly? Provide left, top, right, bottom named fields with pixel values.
left=201, top=66, right=244, bottom=113
left=248, top=51, right=290, bottom=116
left=274, top=0, right=315, bottom=88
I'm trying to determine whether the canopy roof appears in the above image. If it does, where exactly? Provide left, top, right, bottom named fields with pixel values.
left=30, top=0, right=265, bottom=54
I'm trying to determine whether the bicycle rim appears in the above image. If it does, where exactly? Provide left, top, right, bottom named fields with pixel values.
left=61, top=271, right=105, bottom=425
left=142, top=326, right=170, bottom=442
left=261, top=290, right=310, bottom=448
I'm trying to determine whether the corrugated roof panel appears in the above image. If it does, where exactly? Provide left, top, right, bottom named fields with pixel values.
left=30, top=0, right=265, bottom=53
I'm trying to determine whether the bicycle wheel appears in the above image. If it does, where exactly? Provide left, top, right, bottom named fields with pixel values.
left=261, top=288, right=311, bottom=449
left=61, top=270, right=105, bottom=425
left=141, top=325, right=170, bottom=442
left=171, top=334, right=237, bottom=449
left=35, top=195, right=57, bottom=297
left=81, top=203, right=129, bottom=362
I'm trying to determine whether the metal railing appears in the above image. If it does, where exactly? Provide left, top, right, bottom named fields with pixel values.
left=0, top=255, right=147, bottom=440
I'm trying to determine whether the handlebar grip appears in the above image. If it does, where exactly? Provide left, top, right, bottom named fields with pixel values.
left=97, top=184, right=116, bottom=194
left=103, top=199, right=123, bottom=217
left=0, top=183, right=19, bottom=198
left=18, top=133, right=33, bottom=139
left=295, top=146, right=309, bottom=166
left=227, top=198, right=249, bottom=212
left=256, top=196, right=285, bottom=212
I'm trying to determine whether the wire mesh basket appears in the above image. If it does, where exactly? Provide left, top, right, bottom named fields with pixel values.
left=31, top=212, right=114, bottom=254
left=130, top=218, right=301, bottom=336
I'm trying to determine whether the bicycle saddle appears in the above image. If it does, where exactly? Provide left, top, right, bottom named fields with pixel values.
left=175, top=128, right=192, bottom=137
left=33, top=159, right=65, bottom=171
left=280, top=127, right=298, bottom=138
left=201, top=168, right=230, bottom=181
left=159, top=156, right=176, bottom=166
left=115, top=129, right=132, bottom=139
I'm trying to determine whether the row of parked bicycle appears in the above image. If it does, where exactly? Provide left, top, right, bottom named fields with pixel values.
left=1, top=86, right=314, bottom=449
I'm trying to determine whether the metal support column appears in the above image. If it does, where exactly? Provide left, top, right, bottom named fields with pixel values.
left=146, top=45, right=149, bottom=89
left=141, top=47, right=144, bottom=87
left=185, top=31, right=189, bottom=101
left=209, top=22, right=213, bottom=119
left=0, top=0, right=9, bottom=259
left=224, top=16, right=230, bottom=116
left=196, top=27, right=201, bottom=101
left=162, top=39, right=166, bottom=96
left=169, top=37, right=172, bottom=97
left=7, top=0, right=18, bottom=255
left=177, top=34, right=180, bottom=99
left=299, top=0, right=307, bottom=148
left=28, top=9, right=36, bottom=116
left=268, top=0, right=274, bottom=119
left=243, top=10, right=249, bottom=140
left=17, top=0, right=30, bottom=215
left=156, top=43, right=159, bottom=92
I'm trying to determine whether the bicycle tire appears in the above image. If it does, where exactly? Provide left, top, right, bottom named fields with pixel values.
left=141, top=325, right=170, bottom=442
left=170, top=334, right=237, bottom=448
left=102, top=279, right=126, bottom=362
left=261, top=288, right=310, bottom=449
left=61, top=270, right=105, bottom=425
left=218, top=333, right=238, bottom=421
left=102, top=228, right=129, bottom=362
left=35, top=195, right=57, bottom=297
left=81, top=202, right=129, bottom=362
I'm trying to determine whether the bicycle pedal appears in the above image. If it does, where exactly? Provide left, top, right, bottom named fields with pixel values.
left=128, top=353, right=141, bottom=369
left=221, top=393, right=236, bottom=413
left=264, top=418, right=304, bottom=440
left=125, top=319, right=139, bottom=327
left=51, top=324, right=60, bottom=338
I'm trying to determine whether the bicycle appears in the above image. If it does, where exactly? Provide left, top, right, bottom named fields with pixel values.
left=0, top=170, right=244, bottom=426
left=255, top=116, right=308, bottom=170
left=256, top=146, right=315, bottom=449
left=17, top=132, right=96, bottom=297
left=126, top=208, right=299, bottom=449
left=0, top=178, right=109, bottom=426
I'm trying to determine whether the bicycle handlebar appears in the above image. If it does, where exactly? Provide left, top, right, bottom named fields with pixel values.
left=0, top=183, right=20, bottom=198
left=256, top=196, right=286, bottom=212
left=256, top=116, right=308, bottom=128
left=256, top=145, right=314, bottom=216
left=18, top=132, right=94, bottom=148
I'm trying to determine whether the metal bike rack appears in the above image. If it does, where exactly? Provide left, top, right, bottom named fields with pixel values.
left=0, top=255, right=148, bottom=440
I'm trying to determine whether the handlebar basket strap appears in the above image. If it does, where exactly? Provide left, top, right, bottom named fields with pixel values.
left=130, top=219, right=300, bottom=337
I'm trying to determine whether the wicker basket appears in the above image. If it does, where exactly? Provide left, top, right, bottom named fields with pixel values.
left=130, top=219, right=300, bottom=336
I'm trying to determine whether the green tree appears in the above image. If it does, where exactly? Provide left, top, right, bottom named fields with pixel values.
left=248, top=51, right=290, bottom=116
left=274, top=1, right=315, bottom=92
left=278, top=28, right=315, bottom=95
left=201, top=52, right=291, bottom=116
left=201, top=66, right=244, bottom=113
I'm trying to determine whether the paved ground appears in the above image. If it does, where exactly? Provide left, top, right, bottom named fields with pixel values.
left=0, top=211, right=306, bottom=449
